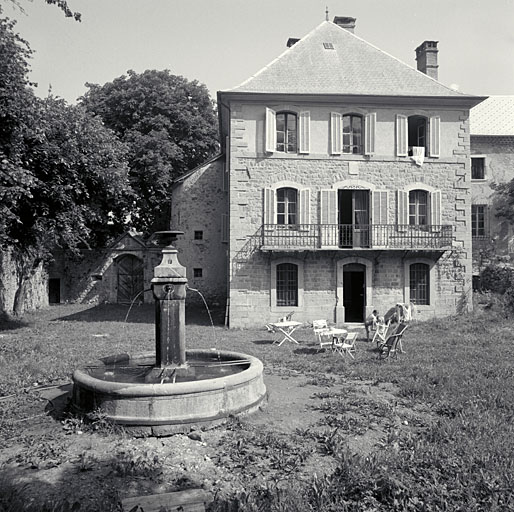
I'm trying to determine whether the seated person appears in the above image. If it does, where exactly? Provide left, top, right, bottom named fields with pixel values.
left=364, top=309, right=379, bottom=342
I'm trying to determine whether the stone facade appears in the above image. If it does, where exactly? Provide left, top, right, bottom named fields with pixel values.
left=470, top=135, right=514, bottom=274
left=225, top=102, right=472, bottom=327
left=170, top=156, right=228, bottom=308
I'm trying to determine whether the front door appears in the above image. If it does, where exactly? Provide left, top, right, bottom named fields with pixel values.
left=117, top=255, right=144, bottom=304
left=343, top=263, right=366, bottom=322
left=338, top=190, right=370, bottom=248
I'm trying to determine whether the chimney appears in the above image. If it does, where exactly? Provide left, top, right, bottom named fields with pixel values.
left=415, top=41, right=439, bottom=80
left=287, top=37, right=300, bottom=48
left=333, top=16, right=356, bottom=33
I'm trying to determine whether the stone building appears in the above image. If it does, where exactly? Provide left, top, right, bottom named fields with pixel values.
left=172, top=17, right=485, bottom=327
left=469, top=96, right=514, bottom=279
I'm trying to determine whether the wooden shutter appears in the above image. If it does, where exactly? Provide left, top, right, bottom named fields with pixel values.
left=372, top=190, right=389, bottom=224
left=265, top=108, right=276, bottom=153
left=397, top=190, right=408, bottom=230
left=299, top=188, right=311, bottom=225
left=429, top=116, right=440, bottom=157
left=430, top=190, right=442, bottom=227
left=364, top=112, right=377, bottom=156
left=299, top=111, right=310, bottom=154
left=330, top=112, right=342, bottom=155
left=264, top=188, right=275, bottom=229
left=320, top=189, right=338, bottom=247
left=396, top=115, right=408, bottom=157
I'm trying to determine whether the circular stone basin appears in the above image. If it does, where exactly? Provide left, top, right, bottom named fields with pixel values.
left=72, top=349, right=266, bottom=436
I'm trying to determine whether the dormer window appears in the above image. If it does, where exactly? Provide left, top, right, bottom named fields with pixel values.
left=323, top=42, right=335, bottom=50
left=342, top=114, right=363, bottom=154
left=276, top=112, right=297, bottom=153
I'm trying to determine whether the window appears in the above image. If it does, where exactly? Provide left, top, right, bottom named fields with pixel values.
left=342, top=114, right=363, bottom=154
left=409, top=190, right=428, bottom=226
left=276, top=112, right=297, bottom=153
left=194, top=230, right=203, bottom=240
left=408, top=115, right=427, bottom=156
left=323, top=42, right=334, bottom=50
left=410, top=263, right=430, bottom=305
left=193, top=268, right=203, bottom=278
left=276, top=187, right=298, bottom=225
left=276, top=263, right=298, bottom=306
left=472, top=204, right=487, bottom=237
left=471, top=157, right=485, bottom=180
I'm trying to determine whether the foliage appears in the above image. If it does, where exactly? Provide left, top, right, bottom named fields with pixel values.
left=80, top=69, right=219, bottom=234
left=479, top=263, right=514, bottom=294
left=4, top=1, right=81, bottom=21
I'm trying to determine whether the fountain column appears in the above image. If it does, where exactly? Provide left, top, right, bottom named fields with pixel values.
left=151, top=232, right=188, bottom=367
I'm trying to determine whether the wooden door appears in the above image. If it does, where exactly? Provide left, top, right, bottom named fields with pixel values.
left=117, top=255, right=144, bottom=304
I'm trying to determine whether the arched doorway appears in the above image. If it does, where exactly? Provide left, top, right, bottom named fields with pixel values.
left=116, top=254, right=144, bottom=304
left=342, top=263, right=366, bottom=322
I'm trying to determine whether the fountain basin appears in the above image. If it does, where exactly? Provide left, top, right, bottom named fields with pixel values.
left=72, top=349, right=267, bottom=436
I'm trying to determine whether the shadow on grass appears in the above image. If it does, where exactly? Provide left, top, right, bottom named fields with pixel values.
left=252, top=339, right=276, bottom=345
left=0, top=313, right=30, bottom=331
left=55, top=304, right=225, bottom=326
left=293, top=347, right=319, bottom=355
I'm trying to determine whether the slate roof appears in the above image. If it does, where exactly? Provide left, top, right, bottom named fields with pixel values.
left=470, top=96, right=514, bottom=136
left=225, top=20, right=468, bottom=97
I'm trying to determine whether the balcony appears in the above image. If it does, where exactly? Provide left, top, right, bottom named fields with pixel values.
left=260, top=224, right=453, bottom=251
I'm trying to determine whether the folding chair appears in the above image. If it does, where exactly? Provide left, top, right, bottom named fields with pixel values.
left=312, top=319, right=333, bottom=352
left=379, top=323, right=408, bottom=360
left=372, top=318, right=391, bottom=347
left=334, top=332, right=357, bottom=358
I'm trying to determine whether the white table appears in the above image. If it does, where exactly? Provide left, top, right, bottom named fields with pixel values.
left=270, top=320, right=303, bottom=346
left=327, top=328, right=347, bottom=349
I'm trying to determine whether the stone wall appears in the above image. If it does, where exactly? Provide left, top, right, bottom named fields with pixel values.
left=171, top=157, right=228, bottom=308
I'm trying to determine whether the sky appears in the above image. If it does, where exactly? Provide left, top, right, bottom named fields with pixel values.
left=4, top=0, right=514, bottom=104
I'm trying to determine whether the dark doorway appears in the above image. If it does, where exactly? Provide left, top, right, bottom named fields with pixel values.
left=117, top=255, right=144, bottom=304
left=343, top=264, right=365, bottom=322
left=338, top=189, right=370, bottom=248
left=48, top=278, right=61, bottom=304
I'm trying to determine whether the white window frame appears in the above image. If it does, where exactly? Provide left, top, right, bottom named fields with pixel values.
left=403, top=258, right=435, bottom=310
left=471, top=155, right=487, bottom=181
left=271, top=257, right=304, bottom=312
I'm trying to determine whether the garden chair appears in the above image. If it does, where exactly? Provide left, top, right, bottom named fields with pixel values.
left=372, top=318, right=391, bottom=347
left=333, top=332, right=357, bottom=358
left=312, top=319, right=333, bottom=352
left=379, top=323, right=408, bottom=360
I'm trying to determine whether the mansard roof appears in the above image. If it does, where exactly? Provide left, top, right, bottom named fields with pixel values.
left=470, top=96, right=514, bottom=136
left=224, top=20, right=470, bottom=98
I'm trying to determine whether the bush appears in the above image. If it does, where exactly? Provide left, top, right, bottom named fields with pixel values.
left=479, top=264, right=514, bottom=294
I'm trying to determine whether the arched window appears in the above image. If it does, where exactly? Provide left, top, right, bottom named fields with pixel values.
left=342, top=114, right=363, bottom=154
left=276, top=263, right=298, bottom=306
left=276, top=187, right=298, bottom=225
left=410, top=263, right=430, bottom=305
left=408, top=115, right=428, bottom=155
left=276, top=112, right=297, bottom=153
left=409, top=189, right=428, bottom=226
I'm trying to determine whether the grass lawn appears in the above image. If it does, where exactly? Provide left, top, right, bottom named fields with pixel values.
left=1, top=300, right=514, bottom=511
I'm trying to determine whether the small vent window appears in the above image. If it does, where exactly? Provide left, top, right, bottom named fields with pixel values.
left=323, top=42, right=334, bottom=50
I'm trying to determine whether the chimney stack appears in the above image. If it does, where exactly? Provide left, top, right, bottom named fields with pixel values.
left=415, top=41, right=439, bottom=80
left=333, top=16, right=356, bottom=33
left=286, top=37, right=300, bottom=48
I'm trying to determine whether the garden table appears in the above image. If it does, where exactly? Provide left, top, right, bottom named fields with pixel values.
left=270, top=320, right=303, bottom=346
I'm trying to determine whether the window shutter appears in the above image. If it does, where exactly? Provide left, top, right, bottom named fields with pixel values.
left=299, top=188, right=311, bottom=225
left=397, top=190, right=408, bottom=230
left=265, top=108, right=276, bottom=153
left=221, top=214, right=228, bottom=243
left=364, top=112, right=377, bottom=156
left=429, top=116, right=440, bottom=158
left=372, top=190, right=389, bottom=225
left=320, top=189, right=338, bottom=247
left=396, top=115, right=408, bottom=157
left=299, top=111, right=310, bottom=154
left=330, top=112, right=342, bottom=155
left=430, top=190, right=442, bottom=227
left=264, top=188, right=275, bottom=229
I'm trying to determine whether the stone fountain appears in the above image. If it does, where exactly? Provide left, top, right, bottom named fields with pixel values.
left=72, top=231, right=266, bottom=436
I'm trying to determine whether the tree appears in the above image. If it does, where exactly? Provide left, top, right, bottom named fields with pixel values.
left=5, top=1, right=81, bottom=21
left=0, top=12, right=132, bottom=314
left=80, top=69, right=219, bottom=234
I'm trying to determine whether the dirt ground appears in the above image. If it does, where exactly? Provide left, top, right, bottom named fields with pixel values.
left=0, top=364, right=433, bottom=510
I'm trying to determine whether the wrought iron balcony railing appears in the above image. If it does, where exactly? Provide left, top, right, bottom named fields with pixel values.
left=261, top=224, right=453, bottom=250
